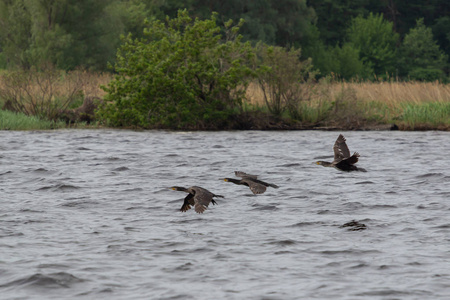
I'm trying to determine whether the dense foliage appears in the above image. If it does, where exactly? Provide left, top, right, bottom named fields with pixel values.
left=97, top=10, right=256, bottom=129
left=0, top=0, right=449, bottom=80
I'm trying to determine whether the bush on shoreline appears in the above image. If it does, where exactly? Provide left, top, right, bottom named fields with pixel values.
left=97, top=10, right=256, bottom=129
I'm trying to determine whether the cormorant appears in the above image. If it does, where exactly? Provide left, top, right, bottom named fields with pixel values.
left=171, top=186, right=224, bottom=213
left=222, top=171, right=279, bottom=194
left=316, top=134, right=366, bottom=172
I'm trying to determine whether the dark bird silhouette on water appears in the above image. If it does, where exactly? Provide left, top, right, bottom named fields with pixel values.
left=171, top=186, right=224, bottom=213
left=222, top=171, right=279, bottom=194
left=316, top=134, right=367, bottom=172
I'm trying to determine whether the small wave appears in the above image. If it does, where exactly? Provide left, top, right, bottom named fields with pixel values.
left=0, top=171, right=12, bottom=176
left=122, top=187, right=142, bottom=192
left=173, top=262, right=194, bottom=271
left=251, top=204, right=278, bottom=211
left=355, top=289, right=430, bottom=297
left=112, top=166, right=129, bottom=171
left=76, top=147, right=91, bottom=151
left=125, top=206, right=146, bottom=210
left=415, top=173, right=444, bottom=179
left=175, top=163, right=189, bottom=167
left=274, top=250, right=295, bottom=255
left=0, top=272, right=84, bottom=289
left=349, top=263, right=369, bottom=269
left=169, top=218, right=205, bottom=224
left=19, top=208, right=44, bottom=213
left=417, top=203, right=447, bottom=210
left=53, top=184, right=79, bottom=191
left=319, top=249, right=380, bottom=255
left=106, top=156, right=121, bottom=161
left=369, top=204, right=397, bottom=209
left=37, top=184, right=80, bottom=191
left=433, top=223, right=450, bottom=229
left=289, top=221, right=325, bottom=227
left=211, top=145, right=225, bottom=148
left=266, top=239, right=297, bottom=246
left=278, top=163, right=301, bottom=167
left=73, top=135, right=96, bottom=140
left=60, top=200, right=98, bottom=208
left=355, top=181, right=374, bottom=184
left=316, top=209, right=340, bottom=215
left=0, top=230, right=24, bottom=238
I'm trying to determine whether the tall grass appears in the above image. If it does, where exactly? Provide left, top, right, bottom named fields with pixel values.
left=330, top=81, right=450, bottom=106
left=399, top=102, right=450, bottom=129
left=0, top=110, right=66, bottom=130
left=246, top=80, right=450, bottom=129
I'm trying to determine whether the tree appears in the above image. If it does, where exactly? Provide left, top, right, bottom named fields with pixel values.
left=346, top=13, right=399, bottom=77
left=97, top=10, right=256, bottom=129
left=308, top=0, right=371, bottom=45
left=325, top=43, right=372, bottom=80
left=0, top=0, right=33, bottom=68
left=399, top=19, right=448, bottom=81
left=157, top=0, right=318, bottom=51
left=0, top=0, right=148, bottom=70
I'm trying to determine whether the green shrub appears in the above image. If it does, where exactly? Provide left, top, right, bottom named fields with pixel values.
left=408, top=68, right=445, bottom=82
left=97, top=10, right=256, bottom=129
left=256, top=44, right=316, bottom=120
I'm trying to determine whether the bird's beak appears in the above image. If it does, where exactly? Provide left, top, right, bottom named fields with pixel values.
left=315, top=162, right=320, bottom=165
left=220, top=178, right=228, bottom=182
left=171, top=187, right=176, bottom=190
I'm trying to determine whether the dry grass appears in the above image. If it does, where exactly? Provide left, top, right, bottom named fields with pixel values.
left=77, top=71, right=113, bottom=99
left=246, top=81, right=450, bottom=107
left=332, top=81, right=450, bottom=107
left=0, top=70, right=112, bottom=102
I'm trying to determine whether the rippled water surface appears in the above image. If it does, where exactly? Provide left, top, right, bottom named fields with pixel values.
left=1, top=129, right=449, bottom=299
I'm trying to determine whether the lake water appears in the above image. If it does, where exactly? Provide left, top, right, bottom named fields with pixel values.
left=0, top=129, right=449, bottom=299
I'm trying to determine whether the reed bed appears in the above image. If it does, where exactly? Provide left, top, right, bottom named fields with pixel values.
left=246, top=80, right=450, bottom=129
left=1, top=71, right=449, bottom=130
left=246, top=81, right=450, bottom=106
left=332, top=81, right=450, bottom=107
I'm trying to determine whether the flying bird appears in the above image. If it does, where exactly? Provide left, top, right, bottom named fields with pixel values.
left=171, top=186, right=224, bottom=213
left=222, top=171, right=279, bottom=194
left=316, top=134, right=366, bottom=172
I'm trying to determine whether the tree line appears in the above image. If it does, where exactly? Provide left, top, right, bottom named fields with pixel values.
left=0, top=0, right=449, bottom=81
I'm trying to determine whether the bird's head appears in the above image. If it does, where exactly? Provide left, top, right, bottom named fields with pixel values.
left=170, top=186, right=186, bottom=191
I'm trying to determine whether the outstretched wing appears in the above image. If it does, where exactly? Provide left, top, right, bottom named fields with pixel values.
left=242, top=178, right=267, bottom=194
left=344, top=152, right=359, bottom=165
left=191, top=187, right=214, bottom=214
left=180, top=193, right=195, bottom=212
left=235, top=171, right=258, bottom=179
left=333, top=134, right=351, bottom=162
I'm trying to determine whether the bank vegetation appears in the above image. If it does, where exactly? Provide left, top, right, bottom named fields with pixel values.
left=1, top=11, right=449, bottom=131
left=1, top=69, right=449, bottom=131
